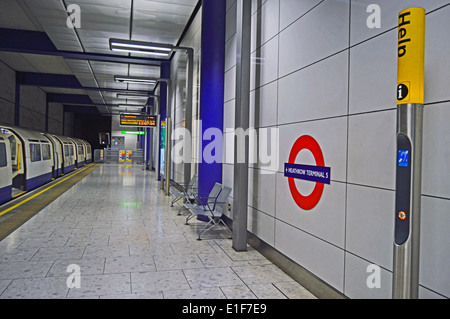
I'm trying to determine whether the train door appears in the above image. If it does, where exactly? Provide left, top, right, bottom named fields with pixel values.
left=44, top=134, right=62, bottom=179
left=1, top=129, right=26, bottom=193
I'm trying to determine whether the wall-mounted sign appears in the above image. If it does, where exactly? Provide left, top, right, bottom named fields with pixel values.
left=121, top=130, right=145, bottom=135
left=284, top=135, right=331, bottom=210
left=396, top=7, right=425, bottom=105
left=120, top=114, right=156, bottom=127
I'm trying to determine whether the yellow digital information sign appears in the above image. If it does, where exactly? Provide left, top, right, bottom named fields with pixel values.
left=120, top=114, right=156, bottom=127
left=397, top=7, right=425, bottom=105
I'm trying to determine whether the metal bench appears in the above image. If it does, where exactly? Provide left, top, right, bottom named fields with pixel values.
left=185, top=183, right=232, bottom=240
left=169, top=174, right=198, bottom=213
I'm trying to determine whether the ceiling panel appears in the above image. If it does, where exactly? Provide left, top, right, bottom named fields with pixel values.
left=0, top=52, right=38, bottom=72
left=0, top=0, right=44, bottom=31
left=23, top=54, right=74, bottom=74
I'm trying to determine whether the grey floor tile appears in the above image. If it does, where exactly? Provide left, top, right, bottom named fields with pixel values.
left=273, top=281, right=318, bottom=299
left=231, top=264, right=294, bottom=285
left=82, top=244, right=129, bottom=259
left=31, top=246, right=85, bottom=261
left=104, top=255, right=156, bottom=273
left=0, top=260, right=54, bottom=280
left=246, top=283, right=288, bottom=299
left=66, top=273, right=131, bottom=298
left=183, top=267, right=245, bottom=289
left=131, top=270, right=190, bottom=294
left=220, top=285, right=258, bottom=299
left=0, top=277, right=69, bottom=299
left=47, top=258, right=105, bottom=277
left=153, top=254, right=205, bottom=271
left=0, top=279, right=12, bottom=295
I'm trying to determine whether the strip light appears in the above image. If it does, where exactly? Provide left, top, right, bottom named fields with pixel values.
left=118, top=104, right=147, bottom=108
left=114, top=76, right=157, bottom=85
left=116, top=93, right=150, bottom=99
left=109, top=39, right=173, bottom=57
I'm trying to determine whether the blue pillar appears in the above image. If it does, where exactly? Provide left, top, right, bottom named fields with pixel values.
left=198, top=0, right=226, bottom=200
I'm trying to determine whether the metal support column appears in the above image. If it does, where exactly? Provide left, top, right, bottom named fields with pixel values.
left=392, top=7, right=425, bottom=299
left=232, top=0, right=252, bottom=252
left=164, top=79, right=172, bottom=195
left=184, top=48, right=194, bottom=186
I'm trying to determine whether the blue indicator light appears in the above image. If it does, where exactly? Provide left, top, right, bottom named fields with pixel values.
left=398, top=150, right=409, bottom=167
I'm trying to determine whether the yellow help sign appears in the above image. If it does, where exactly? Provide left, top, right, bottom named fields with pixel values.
left=397, top=7, right=425, bottom=105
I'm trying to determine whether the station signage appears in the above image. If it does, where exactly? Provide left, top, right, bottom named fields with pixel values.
left=121, top=131, right=145, bottom=135
left=284, top=135, right=331, bottom=210
left=396, top=7, right=425, bottom=105
left=120, top=114, right=156, bottom=127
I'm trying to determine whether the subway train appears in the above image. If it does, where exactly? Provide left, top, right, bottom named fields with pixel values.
left=0, top=124, right=92, bottom=205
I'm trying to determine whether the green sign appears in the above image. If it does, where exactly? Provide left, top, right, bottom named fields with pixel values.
left=122, top=131, right=145, bottom=135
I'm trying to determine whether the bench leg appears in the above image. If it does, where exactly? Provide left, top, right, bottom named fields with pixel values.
left=171, top=196, right=182, bottom=207
left=185, top=212, right=196, bottom=225
left=197, top=218, right=216, bottom=241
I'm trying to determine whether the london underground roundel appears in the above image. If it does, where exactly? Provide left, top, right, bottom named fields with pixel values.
left=284, top=135, right=331, bottom=210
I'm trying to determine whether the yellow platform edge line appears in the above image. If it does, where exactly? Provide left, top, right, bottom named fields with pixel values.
left=0, top=163, right=97, bottom=217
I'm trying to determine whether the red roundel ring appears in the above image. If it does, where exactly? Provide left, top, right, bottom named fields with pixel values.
left=287, top=135, right=325, bottom=210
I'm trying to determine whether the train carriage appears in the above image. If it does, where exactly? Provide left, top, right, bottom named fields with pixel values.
left=43, top=133, right=63, bottom=179
left=0, top=124, right=92, bottom=204
left=51, top=134, right=77, bottom=175
left=81, top=140, right=92, bottom=164
left=0, top=125, right=53, bottom=192
left=68, top=137, right=86, bottom=168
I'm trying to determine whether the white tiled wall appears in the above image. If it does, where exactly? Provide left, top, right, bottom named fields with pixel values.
left=0, top=60, right=65, bottom=134
left=223, top=0, right=450, bottom=298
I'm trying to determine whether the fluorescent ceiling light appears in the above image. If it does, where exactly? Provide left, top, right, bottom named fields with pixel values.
left=111, top=48, right=170, bottom=57
left=110, top=39, right=173, bottom=57
left=118, top=104, right=147, bottom=108
left=114, top=76, right=157, bottom=85
left=112, top=42, right=172, bottom=52
left=116, top=93, right=150, bottom=99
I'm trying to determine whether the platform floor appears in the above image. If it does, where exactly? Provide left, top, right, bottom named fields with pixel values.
left=0, top=164, right=316, bottom=299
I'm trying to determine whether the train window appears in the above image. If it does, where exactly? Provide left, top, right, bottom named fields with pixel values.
left=0, top=143, right=7, bottom=167
left=70, top=145, right=74, bottom=156
left=41, top=144, right=51, bottom=160
left=30, top=144, right=41, bottom=162
left=78, top=145, right=84, bottom=155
